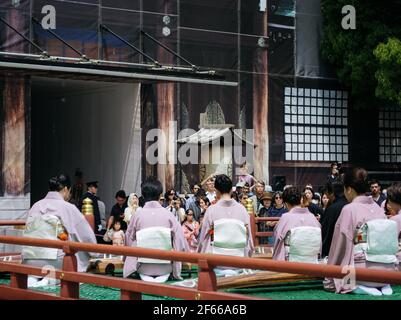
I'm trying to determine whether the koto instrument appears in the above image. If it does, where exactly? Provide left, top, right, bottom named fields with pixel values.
left=217, top=270, right=321, bottom=289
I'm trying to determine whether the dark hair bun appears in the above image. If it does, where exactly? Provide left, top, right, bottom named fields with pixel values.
left=49, top=174, right=71, bottom=192
left=282, top=187, right=302, bottom=206
left=344, top=167, right=369, bottom=194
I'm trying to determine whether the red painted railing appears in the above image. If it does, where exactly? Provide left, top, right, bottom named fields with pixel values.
left=1, top=235, right=401, bottom=300
left=249, top=216, right=280, bottom=247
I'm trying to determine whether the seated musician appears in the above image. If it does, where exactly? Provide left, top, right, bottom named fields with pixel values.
left=272, top=187, right=321, bottom=262
left=324, top=168, right=398, bottom=296
left=123, top=177, right=188, bottom=283
left=197, top=174, right=254, bottom=275
left=22, top=174, right=97, bottom=287
left=387, top=183, right=401, bottom=270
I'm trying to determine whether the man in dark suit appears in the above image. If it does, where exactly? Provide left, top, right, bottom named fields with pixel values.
left=369, top=179, right=387, bottom=207
left=79, top=181, right=104, bottom=243
left=321, top=180, right=348, bottom=258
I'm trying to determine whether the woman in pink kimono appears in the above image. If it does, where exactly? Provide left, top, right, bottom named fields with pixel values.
left=324, top=168, right=397, bottom=296
left=22, top=174, right=97, bottom=286
left=123, top=178, right=188, bottom=281
left=198, top=174, right=254, bottom=257
left=181, top=209, right=200, bottom=252
left=387, top=183, right=401, bottom=270
left=272, top=187, right=321, bottom=261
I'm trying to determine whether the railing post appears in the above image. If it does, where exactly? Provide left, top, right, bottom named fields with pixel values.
left=121, top=290, right=141, bottom=300
left=250, top=214, right=258, bottom=247
left=60, top=245, right=79, bottom=299
left=10, top=273, right=27, bottom=289
left=197, top=259, right=217, bottom=296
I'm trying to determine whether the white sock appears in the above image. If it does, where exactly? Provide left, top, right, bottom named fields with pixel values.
left=353, top=285, right=383, bottom=296
left=27, top=276, right=41, bottom=287
left=381, top=285, right=393, bottom=296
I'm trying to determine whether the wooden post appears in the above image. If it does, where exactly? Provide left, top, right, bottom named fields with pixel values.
left=60, top=245, right=79, bottom=299
left=249, top=214, right=259, bottom=247
left=197, top=259, right=217, bottom=296
left=121, top=290, right=141, bottom=300
left=10, top=273, right=27, bottom=290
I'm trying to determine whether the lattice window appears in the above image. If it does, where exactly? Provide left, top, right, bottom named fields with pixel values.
left=379, top=108, right=401, bottom=163
left=283, top=87, right=349, bottom=162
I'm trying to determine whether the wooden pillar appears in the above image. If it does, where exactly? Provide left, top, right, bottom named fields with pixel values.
left=197, top=259, right=217, bottom=295
left=156, top=0, right=176, bottom=191
left=10, top=273, right=27, bottom=290
left=157, top=83, right=175, bottom=191
left=249, top=213, right=258, bottom=247
left=2, top=5, right=30, bottom=199
left=3, top=75, right=27, bottom=196
left=253, top=10, right=269, bottom=184
left=121, top=290, right=141, bottom=300
left=60, top=246, right=79, bottom=299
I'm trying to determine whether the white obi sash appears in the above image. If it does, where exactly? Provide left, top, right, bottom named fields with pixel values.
left=22, top=214, right=64, bottom=260
left=212, top=219, right=247, bottom=257
left=136, top=227, right=172, bottom=264
left=354, top=219, right=398, bottom=264
left=284, top=226, right=321, bottom=263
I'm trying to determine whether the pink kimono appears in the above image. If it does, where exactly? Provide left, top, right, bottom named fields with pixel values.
left=390, top=210, right=401, bottom=270
left=182, top=221, right=200, bottom=252
left=197, top=199, right=254, bottom=256
left=123, top=201, right=188, bottom=279
left=272, top=207, right=321, bottom=261
left=22, top=192, right=97, bottom=272
left=324, top=196, right=396, bottom=293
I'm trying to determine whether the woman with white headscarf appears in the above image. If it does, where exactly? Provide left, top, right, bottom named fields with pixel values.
left=124, top=193, right=140, bottom=224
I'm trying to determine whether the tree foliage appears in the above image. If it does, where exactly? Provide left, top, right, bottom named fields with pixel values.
left=374, top=38, right=401, bottom=106
left=321, top=0, right=401, bottom=109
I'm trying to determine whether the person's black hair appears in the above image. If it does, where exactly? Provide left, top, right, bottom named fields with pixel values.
left=369, top=179, right=381, bottom=187
left=164, top=189, right=176, bottom=199
left=231, top=191, right=240, bottom=202
left=343, top=167, right=369, bottom=195
left=386, top=183, right=401, bottom=206
left=330, top=162, right=338, bottom=168
left=303, top=186, right=315, bottom=195
left=138, top=196, right=145, bottom=208
left=49, top=174, right=71, bottom=192
left=214, top=174, right=233, bottom=194
left=141, top=177, right=163, bottom=202
left=112, top=219, right=122, bottom=229
left=195, top=188, right=206, bottom=198
left=282, top=187, right=302, bottom=206
left=326, top=180, right=345, bottom=198
left=199, top=196, right=211, bottom=207
left=115, top=190, right=127, bottom=199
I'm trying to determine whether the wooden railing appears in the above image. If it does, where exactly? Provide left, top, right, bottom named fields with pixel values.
left=1, top=235, right=401, bottom=300
left=0, top=220, right=26, bottom=227
left=249, top=216, right=280, bottom=247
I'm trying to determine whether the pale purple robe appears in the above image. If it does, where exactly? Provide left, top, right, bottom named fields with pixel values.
left=22, top=192, right=97, bottom=272
left=324, top=195, right=397, bottom=293
left=197, top=199, right=254, bottom=257
left=272, top=207, right=321, bottom=261
left=123, top=201, right=188, bottom=279
left=390, top=210, right=401, bottom=270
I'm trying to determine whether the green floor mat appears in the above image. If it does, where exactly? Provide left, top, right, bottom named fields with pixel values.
left=1, top=273, right=400, bottom=300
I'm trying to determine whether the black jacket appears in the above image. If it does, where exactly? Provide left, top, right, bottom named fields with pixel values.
left=321, top=196, right=348, bottom=257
